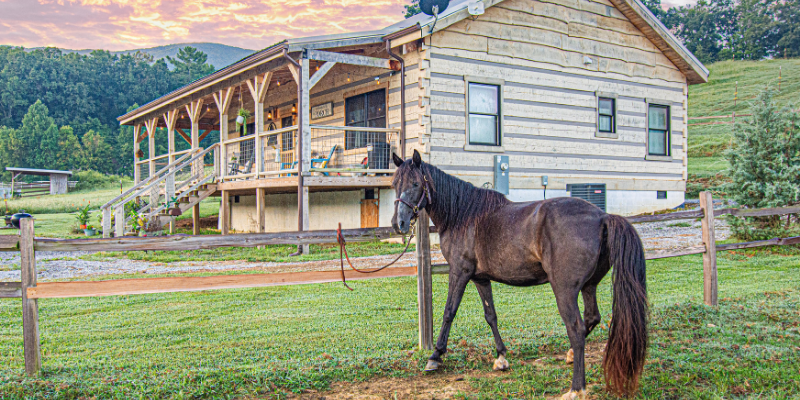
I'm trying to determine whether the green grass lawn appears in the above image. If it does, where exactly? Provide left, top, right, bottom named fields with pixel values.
left=0, top=198, right=222, bottom=239
left=2, top=184, right=135, bottom=215
left=0, top=249, right=798, bottom=399
left=686, top=58, right=800, bottom=182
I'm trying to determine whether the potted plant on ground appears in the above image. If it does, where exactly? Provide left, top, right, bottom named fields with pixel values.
left=76, top=204, right=91, bottom=230
left=166, top=197, right=182, bottom=216
left=84, top=225, right=97, bottom=236
left=128, top=209, right=148, bottom=236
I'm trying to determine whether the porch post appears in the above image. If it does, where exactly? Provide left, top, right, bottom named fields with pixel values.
left=164, top=109, right=178, bottom=165
left=145, top=118, right=157, bottom=178
left=133, top=124, right=142, bottom=184
left=300, top=56, right=311, bottom=254
left=185, top=99, right=205, bottom=178
left=247, top=72, right=272, bottom=177
left=213, top=88, right=234, bottom=180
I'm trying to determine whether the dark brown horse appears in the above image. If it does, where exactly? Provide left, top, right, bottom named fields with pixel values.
left=391, top=151, right=648, bottom=399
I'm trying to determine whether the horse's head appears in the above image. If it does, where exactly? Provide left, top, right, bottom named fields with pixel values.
left=391, top=149, right=431, bottom=234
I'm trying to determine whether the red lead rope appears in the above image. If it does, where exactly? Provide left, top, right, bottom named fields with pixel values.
left=336, top=222, right=416, bottom=290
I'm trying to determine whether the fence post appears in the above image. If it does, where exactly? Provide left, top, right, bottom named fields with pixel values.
left=416, top=210, right=433, bottom=350
left=20, top=218, right=41, bottom=375
left=699, top=191, right=718, bottom=306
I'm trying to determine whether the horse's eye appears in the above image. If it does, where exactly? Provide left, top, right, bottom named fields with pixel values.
left=413, top=182, right=419, bottom=187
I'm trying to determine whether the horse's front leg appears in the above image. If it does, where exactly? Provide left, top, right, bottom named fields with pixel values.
left=425, top=266, right=472, bottom=371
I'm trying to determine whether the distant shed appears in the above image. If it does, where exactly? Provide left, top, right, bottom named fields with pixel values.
left=6, top=168, right=73, bottom=195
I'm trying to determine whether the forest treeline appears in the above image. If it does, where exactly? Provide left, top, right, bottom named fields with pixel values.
left=0, top=46, right=215, bottom=180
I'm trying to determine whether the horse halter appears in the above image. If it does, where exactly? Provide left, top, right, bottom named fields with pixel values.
left=394, top=175, right=432, bottom=224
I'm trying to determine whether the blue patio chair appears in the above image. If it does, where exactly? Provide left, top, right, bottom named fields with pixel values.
left=311, top=145, right=337, bottom=176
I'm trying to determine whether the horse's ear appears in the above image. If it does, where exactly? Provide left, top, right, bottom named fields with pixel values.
left=412, top=149, right=422, bottom=167
left=392, top=153, right=404, bottom=167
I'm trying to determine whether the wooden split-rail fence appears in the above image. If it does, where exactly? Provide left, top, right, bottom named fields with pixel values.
left=1, top=191, right=799, bottom=376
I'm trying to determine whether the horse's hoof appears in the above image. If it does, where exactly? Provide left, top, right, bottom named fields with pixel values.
left=492, top=354, right=510, bottom=371
left=560, top=390, right=587, bottom=400
left=424, top=359, right=440, bottom=372
left=565, top=348, right=574, bottom=364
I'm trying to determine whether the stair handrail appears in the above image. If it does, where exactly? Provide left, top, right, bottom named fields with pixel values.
left=114, top=144, right=219, bottom=212
left=101, top=150, right=194, bottom=211
left=104, top=144, right=219, bottom=238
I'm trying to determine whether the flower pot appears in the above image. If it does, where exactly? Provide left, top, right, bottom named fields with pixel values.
left=169, top=207, right=182, bottom=216
left=138, top=231, right=147, bottom=237
left=84, top=228, right=97, bottom=236
left=236, top=115, right=245, bottom=124
left=80, top=224, right=87, bottom=230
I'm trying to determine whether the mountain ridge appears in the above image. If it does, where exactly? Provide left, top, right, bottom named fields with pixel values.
left=23, top=42, right=257, bottom=70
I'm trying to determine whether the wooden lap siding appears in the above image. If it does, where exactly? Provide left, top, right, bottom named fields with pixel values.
left=425, top=0, right=688, bottom=191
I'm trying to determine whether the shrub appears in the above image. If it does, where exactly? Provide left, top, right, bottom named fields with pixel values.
left=74, top=170, right=127, bottom=191
left=724, top=87, right=800, bottom=240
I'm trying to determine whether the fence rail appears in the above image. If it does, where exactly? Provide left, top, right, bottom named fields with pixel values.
left=2, top=192, right=799, bottom=376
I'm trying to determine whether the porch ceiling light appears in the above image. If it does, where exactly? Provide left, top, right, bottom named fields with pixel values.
left=292, top=103, right=297, bottom=114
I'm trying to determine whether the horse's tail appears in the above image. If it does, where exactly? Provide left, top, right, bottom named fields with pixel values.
left=602, top=214, right=648, bottom=397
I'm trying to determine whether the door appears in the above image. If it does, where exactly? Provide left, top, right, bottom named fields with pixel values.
left=360, top=189, right=379, bottom=228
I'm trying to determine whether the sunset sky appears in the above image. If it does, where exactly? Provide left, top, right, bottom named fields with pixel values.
left=1, top=0, right=697, bottom=51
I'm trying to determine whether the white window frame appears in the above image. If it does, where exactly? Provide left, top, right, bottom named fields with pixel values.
left=645, top=99, right=673, bottom=161
left=464, top=76, right=504, bottom=152
left=595, top=92, right=618, bottom=139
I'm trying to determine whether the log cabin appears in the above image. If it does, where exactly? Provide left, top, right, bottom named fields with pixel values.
left=108, top=0, right=708, bottom=243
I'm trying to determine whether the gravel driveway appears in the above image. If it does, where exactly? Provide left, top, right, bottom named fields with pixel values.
left=0, top=217, right=728, bottom=282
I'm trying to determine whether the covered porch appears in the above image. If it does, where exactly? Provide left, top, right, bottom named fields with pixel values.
left=115, top=33, right=419, bottom=244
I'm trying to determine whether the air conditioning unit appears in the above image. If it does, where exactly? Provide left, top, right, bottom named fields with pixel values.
left=567, top=183, right=606, bottom=212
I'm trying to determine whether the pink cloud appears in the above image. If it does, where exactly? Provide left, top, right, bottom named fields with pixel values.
left=0, top=0, right=408, bottom=50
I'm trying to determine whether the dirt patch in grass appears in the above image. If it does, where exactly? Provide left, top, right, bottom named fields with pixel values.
left=296, top=341, right=607, bottom=399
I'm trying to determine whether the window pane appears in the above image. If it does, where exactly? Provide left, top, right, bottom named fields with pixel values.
left=469, top=83, right=498, bottom=114
left=367, top=90, right=386, bottom=119
left=649, top=106, right=668, bottom=130
left=648, top=130, right=667, bottom=156
left=346, top=96, right=365, bottom=125
left=599, top=98, right=614, bottom=115
left=599, top=115, right=612, bottom=132
left=469, top=114, right=498, bottom=145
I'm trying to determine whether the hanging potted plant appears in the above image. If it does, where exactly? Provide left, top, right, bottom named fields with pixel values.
left=236, top=108, right=251, bottom=135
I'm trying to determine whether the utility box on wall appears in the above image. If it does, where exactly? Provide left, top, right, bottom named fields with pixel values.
left=494, top=155, right=509, bottom=195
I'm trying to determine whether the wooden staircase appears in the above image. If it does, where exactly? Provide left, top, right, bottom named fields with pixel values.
left=152, top=182, right=216, bottom=226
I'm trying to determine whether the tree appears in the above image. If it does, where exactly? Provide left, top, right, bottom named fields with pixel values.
left=732, top=0, right=780, bottom=60
left=725, top=88, right=800, bottom=240
left=56, top=126, right=82, bottom=171
left=775, top=0, right=800, bottom=58
left=167, top=46, right=216, bottom=83
left=16, top=100, right=60, bottom=169
left=404, top=0, right=421, bottom=17
left=80, top=130, right=114, bottom=173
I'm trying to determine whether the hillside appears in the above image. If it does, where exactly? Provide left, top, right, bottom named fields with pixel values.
left=27, top=42, right=256, bottom=70
left=687, top=58, right=800, bottom=196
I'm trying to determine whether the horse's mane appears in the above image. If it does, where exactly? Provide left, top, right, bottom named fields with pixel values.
left=393, top=161, right=510, bottom=233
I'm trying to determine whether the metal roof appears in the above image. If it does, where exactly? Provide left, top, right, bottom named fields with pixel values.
left=6, top=167, right=72, bottom=176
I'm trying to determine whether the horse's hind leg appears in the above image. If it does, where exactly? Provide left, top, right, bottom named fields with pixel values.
left=473, top=279, right=509, bottom=371
left=553, top=287, right=588, bottom=398
left=565, top=284, right=601, bottom=365
left=582, top=284, right=601, bottom=338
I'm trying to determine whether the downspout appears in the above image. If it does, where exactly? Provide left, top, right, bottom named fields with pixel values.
left=385, top=40, right=406, bottom=159
left=283, top=48, right=305, bottom=256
